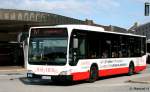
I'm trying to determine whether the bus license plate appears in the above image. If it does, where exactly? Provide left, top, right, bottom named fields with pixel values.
left=42, top=76, right=51, bottom=80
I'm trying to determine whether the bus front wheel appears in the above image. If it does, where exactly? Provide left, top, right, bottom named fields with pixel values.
left=88, top=65, right=98, bottom=83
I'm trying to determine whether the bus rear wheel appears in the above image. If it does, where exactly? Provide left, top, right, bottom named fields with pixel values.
left=128, top=63, right=134, bottom=76
left=88, top=65, right=98, bottom=83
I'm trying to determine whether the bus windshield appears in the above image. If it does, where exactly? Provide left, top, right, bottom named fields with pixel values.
left=28, top=28, right=68, bottom=65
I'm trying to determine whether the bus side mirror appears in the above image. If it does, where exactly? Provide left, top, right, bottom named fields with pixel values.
left=73, top=38, right=78, bottom=49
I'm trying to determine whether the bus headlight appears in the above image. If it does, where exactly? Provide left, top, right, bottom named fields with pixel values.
left=27, top=70, right=34, bottom=73
left=27, top=70, right=34, bottom=78
left=59, top=69, right=72, bottom=75
left=27, top=73, right=33, bottom=78
left=59, top=71, right=68, bottom=75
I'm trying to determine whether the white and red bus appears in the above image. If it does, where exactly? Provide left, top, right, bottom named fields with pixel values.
left=27, top=25, right=147, bottom=82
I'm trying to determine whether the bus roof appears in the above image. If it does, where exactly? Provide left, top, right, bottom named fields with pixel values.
left=56, top=24, right=105, bottom=32
left=30, top=24, right=146, bottom=38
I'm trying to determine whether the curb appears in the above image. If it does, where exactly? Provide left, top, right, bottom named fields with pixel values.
left=0, top=68, right=26, bottom=72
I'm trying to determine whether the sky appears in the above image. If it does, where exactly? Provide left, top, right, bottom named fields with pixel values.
left=0, top=0, right=150, bottom=28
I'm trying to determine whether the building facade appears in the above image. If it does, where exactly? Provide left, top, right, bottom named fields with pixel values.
left=0, top=9, right=127, bottom=66
left=129, top=22, right=150, bottom=63
left=0, top=9, right=85, bottom=66
left=129, top=22, right=150, bottom=39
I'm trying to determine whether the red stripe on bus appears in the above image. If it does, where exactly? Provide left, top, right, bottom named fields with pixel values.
left=71, top=65, right=146, bottom=81
left=71, top=71, right=90, bottom=81
left=134, top=65, right=146, bottom=73
left=99, top=67, right=129, bottom=77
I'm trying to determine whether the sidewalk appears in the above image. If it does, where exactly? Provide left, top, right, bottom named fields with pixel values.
left=128, top=64, right=150, bottom=84
left=0, top=66, right=26, bottom=80
left=128, top=76, right=150, bottom=84
left=0, top=66, right=26, bottom=74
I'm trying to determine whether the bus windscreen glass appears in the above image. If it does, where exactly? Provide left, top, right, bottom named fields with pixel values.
left=28, top=28, right=68, bottom=65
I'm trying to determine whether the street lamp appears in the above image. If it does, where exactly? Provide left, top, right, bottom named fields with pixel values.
left=145, top=2, right=150, bottom=16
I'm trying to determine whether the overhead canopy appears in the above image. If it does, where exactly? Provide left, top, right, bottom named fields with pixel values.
left=0, top=20, right=38, bottom=41
left=0, top=9, right=85, bottom=42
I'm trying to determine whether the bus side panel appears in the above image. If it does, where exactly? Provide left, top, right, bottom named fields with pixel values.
left=70, top=60, right=91, bottom=81
left=134, top=55, right=147, bottom=73
left=99, top=67, right=129, bottom=77
left=97, top=58, right=130, bottom=76
left=70, top=56, right=147, bottom=81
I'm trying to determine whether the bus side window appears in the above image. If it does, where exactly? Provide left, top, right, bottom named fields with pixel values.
left=78, top=39, right=86, bottom=59
left=102, top=50, right=108, bottom=58
left=101, top=40, right=111, bottom=58
left=87, top=38, right=100, bottom=59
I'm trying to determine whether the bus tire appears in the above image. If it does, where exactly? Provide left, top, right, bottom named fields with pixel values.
left=88, top=65, right=98, bottom=83
left=128, top=62, right=134, bottom=76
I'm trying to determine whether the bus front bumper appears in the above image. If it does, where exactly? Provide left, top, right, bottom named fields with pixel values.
left=27, top=73, right=73, bottom=81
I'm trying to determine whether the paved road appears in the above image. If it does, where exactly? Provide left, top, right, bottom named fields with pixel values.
left=0, top=66, right=150, bottom=92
